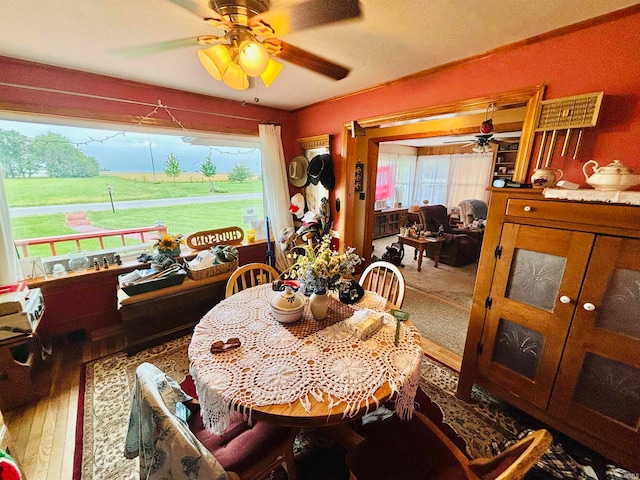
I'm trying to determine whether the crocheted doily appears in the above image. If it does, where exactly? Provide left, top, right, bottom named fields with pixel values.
left=189, top=284, right=422, bottom=434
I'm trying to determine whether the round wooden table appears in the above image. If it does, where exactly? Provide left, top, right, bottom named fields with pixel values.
left=189, top=284, right=423, bottom=432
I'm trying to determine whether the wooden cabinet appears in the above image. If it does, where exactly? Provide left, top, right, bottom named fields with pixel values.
left=373, top=208, right=408, bottom=239
left=117, top=272, right=232, bottom=354
left=458, top=188, right=640, bottom=472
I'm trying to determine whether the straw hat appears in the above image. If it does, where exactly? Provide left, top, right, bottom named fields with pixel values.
left=288, top=156, right=309, bottom=188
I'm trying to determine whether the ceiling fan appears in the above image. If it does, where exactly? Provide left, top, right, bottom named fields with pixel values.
left=166, top=0, right=362, bottom=90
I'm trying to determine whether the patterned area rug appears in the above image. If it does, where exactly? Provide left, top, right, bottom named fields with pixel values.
left=74, top=336, right=636, bottom=480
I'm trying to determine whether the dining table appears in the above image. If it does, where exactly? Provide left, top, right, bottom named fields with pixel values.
left=188, top=283, right=423, bottom=434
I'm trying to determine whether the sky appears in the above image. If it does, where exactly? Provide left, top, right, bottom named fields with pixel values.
left=0, top=118, right=261, bottom=173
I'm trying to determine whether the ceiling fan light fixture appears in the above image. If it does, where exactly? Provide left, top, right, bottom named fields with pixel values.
left=198, top=44, right=232, bottom=81
left=260, top=57, right=283, bottom=87
left=222, top=61, right=250, bottom=90
left=238, top=40, right=269, bottom=76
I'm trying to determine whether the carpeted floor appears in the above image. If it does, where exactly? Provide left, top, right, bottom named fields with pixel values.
left=373, top=237, right=477, bottom=355
left=402, top=286, right=470, bottom=355
left=75, top=335, right=637, bottom=480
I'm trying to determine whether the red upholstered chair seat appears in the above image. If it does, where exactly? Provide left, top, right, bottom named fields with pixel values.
left=180, top=375, right=295, bottom=479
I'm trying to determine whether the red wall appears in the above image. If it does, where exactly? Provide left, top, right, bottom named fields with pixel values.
left=291, top=10, right=640, bottom=208
left=0, top=56, right=298, bottom=159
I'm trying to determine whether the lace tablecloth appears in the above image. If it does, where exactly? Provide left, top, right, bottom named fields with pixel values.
left=189, top=284, right=423, bottom=434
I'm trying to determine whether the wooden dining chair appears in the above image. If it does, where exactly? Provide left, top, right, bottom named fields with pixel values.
left=346, top=411, right=552, bottom=480
left=225, top=262, right=279, bottom=298
left=359, top=261, right=406, bottom=309
left=126, top=363, right=297, bottom=480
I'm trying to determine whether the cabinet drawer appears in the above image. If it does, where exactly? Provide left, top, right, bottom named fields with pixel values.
left=505, top=198, right=640, bottom=230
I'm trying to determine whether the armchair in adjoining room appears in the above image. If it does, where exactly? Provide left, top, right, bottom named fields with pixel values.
left=458, top=199, right=488, bottom=228
left=418, top=205, right=482, bottom=267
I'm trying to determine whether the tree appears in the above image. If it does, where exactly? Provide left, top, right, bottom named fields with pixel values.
left=227, top=163, right=253, bottom=183
left=200, top=153, right=217, bottom=192
left=0, top=130, right=39, bottom=178
left=164, top=153, right=181, bottom=183
left=31, top=132, right=99, bottom=177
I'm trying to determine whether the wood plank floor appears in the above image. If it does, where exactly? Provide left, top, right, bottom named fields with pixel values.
left=2, top=333, right=459, bottom=479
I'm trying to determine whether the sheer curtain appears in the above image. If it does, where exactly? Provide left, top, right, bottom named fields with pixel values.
left=0, top=171, right=22, bottom=284
left=445, top=152, right=493, bottom=207
left=258, top=124, right=293, bottom=272
left=412, top=155, right=450, bottom=206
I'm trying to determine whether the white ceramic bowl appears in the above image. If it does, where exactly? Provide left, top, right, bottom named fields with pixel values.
left=270, top=287, right=305, bottom=323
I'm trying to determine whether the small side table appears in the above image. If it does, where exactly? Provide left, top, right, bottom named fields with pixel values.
left=397, top=235, right=445, bottom=271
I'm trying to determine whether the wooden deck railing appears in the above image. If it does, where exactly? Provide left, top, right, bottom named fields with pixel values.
left=14, top=225, right=168, bottom=257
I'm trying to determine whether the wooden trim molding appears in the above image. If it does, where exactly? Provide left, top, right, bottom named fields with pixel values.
left=296, top=134, right=332, bottom=152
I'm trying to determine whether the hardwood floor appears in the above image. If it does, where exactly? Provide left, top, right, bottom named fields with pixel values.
left=2, top=334, right=123, bottom=480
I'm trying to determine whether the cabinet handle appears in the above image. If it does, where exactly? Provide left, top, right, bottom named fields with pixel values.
left=523, top=205, right=532, bottom=212
left=583, top=302, right=596, bottom=311
left=559, top=295, right=571, bottom=304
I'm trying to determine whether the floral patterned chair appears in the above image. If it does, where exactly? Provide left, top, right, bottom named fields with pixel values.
left=125, top=363, right=296, bottom=480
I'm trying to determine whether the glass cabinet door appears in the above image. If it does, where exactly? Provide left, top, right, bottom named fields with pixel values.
left=477, top=223, right=594, bottom=410
left=549, top=236, right=640, bottom=453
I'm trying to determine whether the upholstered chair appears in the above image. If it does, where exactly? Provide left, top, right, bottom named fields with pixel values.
left=418, top=205, right=482, bottom=267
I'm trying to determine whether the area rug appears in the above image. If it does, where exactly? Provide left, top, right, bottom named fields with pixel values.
left=73, top=335, right=349, bottom=480
left=403, top=285, right=470, bottom=356
left=75, top=336, right=636, bottom=480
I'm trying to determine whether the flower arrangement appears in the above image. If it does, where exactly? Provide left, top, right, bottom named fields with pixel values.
left=153, top=233, right=185, bottom=255
left=286, top=236, right=362, bottom=295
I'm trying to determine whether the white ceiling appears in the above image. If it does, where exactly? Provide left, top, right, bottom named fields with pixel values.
left=1, top=0, right=637, bottom=111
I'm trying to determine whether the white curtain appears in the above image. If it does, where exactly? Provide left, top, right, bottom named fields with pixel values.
left=445, top=152, right=493, bottom=207
left=412, top=155, right=450, bottom=206
left=258, top=124, right=293, bottom=272
left=0, top=171, right=22, bottom=284
left=375, top=153, right=397, bottom=206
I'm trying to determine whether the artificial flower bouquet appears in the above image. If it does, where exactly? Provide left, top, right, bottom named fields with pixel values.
left=286, top=235, right=362, bottom=295
left=153, top=233, right=185, bottom=256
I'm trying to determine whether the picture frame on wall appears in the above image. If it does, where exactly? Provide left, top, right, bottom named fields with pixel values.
left=355, top=162, right=364, bottom=192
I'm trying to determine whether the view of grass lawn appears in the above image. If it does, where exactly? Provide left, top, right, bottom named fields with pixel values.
left=5, top=173, right=262, bottom=207
left=12, top=199, right=264, bottom=258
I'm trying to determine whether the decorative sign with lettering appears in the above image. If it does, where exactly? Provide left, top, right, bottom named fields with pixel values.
left=186, top=227, right=244, bottom=250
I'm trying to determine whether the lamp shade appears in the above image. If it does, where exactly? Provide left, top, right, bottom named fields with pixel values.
left=197, top=44, right=232, bottom=81
left=223, top=62, right=249, bottom=90
left=260, top=57, right=283, bottom=87
left=238, top=40, right=269, bottom=76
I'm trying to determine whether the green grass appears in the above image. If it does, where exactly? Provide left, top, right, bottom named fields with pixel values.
left=12, top=200, right=264, bottom=258
left=5, top=174, right=262, bottom=207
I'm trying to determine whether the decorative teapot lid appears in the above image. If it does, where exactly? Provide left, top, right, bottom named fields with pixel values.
left=594, top=159, right=635, bottom=175
left=271, top=286, right=305, bottom=311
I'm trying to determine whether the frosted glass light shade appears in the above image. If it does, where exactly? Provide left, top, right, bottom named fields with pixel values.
left=260, top=57, right=283, bottom=87
left=238, top=41, right=269, bottom=76
left=223, top=62, right=249, bottom=90
left=197, top=44, right=232, bottom=81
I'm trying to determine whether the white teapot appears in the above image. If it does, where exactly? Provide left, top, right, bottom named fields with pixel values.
left=583, top=159, right=640, bottom=191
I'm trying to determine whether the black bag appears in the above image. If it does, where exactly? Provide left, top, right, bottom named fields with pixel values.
left=381, top=242, right=404, bottom=266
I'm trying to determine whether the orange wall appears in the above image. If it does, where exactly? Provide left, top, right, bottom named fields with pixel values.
left=290, top=9, right=640, bottom=227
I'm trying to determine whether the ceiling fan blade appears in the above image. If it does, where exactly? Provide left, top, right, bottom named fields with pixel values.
left=251, top=0, right=361, bottom=35
left=111, top=37, right=202, bottom=58
left=275, top=41, right=349, bottom=80
left=169, top=0, right=220, bottom=21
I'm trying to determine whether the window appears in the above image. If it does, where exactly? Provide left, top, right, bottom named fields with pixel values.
left=0, top=117, right=263, bottom=259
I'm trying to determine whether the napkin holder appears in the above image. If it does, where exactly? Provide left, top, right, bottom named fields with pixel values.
left=345, top=310, right=384, bottom=340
